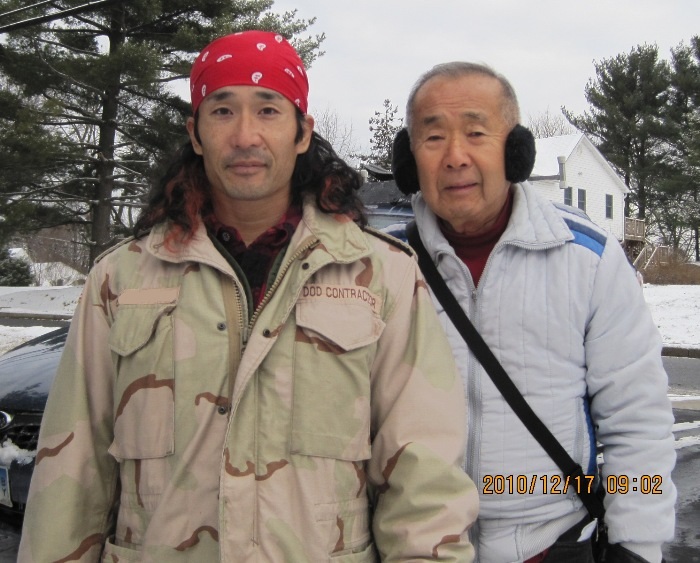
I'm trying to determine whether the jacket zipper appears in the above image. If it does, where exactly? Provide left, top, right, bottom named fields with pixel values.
left=236, top=237, right=317, bottom=549
left=248, top=238, right=319, bottom=330
left=449, top=239, right=566, bottom=486
left=438, top=251, right=480, bottom=486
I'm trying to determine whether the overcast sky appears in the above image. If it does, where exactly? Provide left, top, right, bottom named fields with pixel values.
left=269, top=0, right=699, bottom=151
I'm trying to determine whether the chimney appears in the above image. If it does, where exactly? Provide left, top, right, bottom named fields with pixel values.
left=557, top=156, right=567, bottom=190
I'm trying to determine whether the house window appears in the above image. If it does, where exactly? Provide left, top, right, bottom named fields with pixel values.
left=605, top=194, right=613, bottom=219
left=564, top=187, right=572, bottom=206
left=577, top=189, right=586, bottom=212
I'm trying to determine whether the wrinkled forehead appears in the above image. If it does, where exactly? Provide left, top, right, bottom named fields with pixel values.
left=412, top=74, right=507, bottom=130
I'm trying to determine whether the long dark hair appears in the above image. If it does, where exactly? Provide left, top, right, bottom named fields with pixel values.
left=134, top=112, right=366, bottom=246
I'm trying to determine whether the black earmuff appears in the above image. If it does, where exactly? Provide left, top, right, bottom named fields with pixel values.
left=391, top=125, right=537, bottom=195
left=392, top=128, right=420, bottom=195
left=504, top=124, right=536, bottom=183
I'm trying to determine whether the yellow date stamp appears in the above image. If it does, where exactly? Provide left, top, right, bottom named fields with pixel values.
left=604, top=475, right=663, bottom=494
left=482, top=474, right=663, bottom=495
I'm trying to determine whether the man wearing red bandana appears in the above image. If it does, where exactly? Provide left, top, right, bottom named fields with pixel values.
left=19, top=31, right=478, bottom=562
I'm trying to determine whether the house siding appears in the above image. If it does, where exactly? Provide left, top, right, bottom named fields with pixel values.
left=530, top=138, right=627, bottom=241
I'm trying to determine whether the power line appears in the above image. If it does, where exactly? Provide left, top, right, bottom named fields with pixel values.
left=0, top=0, right=60, bottom=20
left=0, top=0, right=129, bottom=34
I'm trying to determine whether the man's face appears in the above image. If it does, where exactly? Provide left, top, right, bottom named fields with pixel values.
left=410, top=73, right=512, bottom=235
left=186, top=85, right=313, bottom=214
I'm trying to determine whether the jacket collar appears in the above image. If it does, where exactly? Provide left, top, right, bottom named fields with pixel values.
left=143, top=200, right=372, bottom=270
left=293, top=199, right=372, bottom=264
left=412, top=182, right=573, bottom=255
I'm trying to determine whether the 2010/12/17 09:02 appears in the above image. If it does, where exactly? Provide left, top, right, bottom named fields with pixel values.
left=482, top=474, right=663, bottom=495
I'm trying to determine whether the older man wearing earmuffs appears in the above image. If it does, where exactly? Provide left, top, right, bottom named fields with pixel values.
left=389, top=62, right=676, bottom=563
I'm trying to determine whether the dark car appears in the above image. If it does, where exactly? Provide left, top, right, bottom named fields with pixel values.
left=366, top=204, right=414, bottom=230
left=0, top=326, right=68, bottom=513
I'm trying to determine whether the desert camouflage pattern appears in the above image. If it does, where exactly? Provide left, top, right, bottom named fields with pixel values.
left=19, top=202, right=478, bottom=562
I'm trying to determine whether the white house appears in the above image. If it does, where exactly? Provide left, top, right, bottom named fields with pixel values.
left=528, top=133, right=630, bottom=242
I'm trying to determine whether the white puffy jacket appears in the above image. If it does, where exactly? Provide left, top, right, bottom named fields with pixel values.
left=411, top=183, right=676, bottom=562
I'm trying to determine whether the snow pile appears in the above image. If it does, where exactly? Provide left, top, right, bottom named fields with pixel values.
left=643, top=284, right=700, bottom=349
left=0, top=439, right=35, bottom=466
left=0, top=286, right=82, bottom=318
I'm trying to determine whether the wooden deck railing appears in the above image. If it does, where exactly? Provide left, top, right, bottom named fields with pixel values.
left=633, top=245, right=672, bottom=269
left=625, top=218, right=646, bottom=241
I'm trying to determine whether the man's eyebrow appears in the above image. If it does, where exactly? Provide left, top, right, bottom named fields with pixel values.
left=421, top=115, right=442, bottom=127
left=254, top=90, right=285, bottom=101
left=202, top=89, right=285, bottom=104
left=461, top=111, right=488, bottom=124
left=206, top=90, right=236, bottom=103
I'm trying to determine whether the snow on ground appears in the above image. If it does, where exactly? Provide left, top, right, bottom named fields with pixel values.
left=0, top=283, right=698, bottom=355
left=0, top=286, right=81, bottom=354
left=643, top=284, right=700, bottom=349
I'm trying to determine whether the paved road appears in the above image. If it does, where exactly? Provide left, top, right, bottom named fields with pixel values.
left=663, top=356, right=700, bottom=562
left=664, top=411, right=700, bottom=563
left=0, top=513, right=19, bottom=563
left=0, top=317, right=68, bottom=329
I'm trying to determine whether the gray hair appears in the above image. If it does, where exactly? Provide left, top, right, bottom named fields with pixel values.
left=405, top=61, right=521, bottom=136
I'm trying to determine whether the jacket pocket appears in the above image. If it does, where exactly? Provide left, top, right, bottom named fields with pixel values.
left=291, top=298, right=384, bottom=461
left=330, top=542, right=378, bottom=562
left=108, top=302, right=176, bottom=461
left=102, top=537, right=142, bottom=562
left=317, top=496, right=374, bottom=560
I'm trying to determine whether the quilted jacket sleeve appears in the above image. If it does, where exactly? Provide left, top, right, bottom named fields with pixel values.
left=585, top=237, right=676, bottom=561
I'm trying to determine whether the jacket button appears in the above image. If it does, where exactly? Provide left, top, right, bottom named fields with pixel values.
left=217, top=322, right=226, bottom=331
left=218, top=405, right=228, bottom=415
left=262, top=329, right=271, bottom=337
left=302, top=262, right=310, bottom=270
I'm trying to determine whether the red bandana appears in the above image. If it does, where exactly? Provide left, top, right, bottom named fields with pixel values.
left=190, top=30, right=309, bottom=114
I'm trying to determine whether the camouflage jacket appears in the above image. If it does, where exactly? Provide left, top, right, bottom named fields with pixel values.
left=19, top=203, right=478, bottom=562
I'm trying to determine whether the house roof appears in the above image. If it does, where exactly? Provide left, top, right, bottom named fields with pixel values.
left=530, top=132, right=629, bottom=194
left=531, top=133, right=582, bottom=177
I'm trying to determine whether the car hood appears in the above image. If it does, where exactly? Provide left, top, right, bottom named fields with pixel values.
left=0, top=327, right=68, bottom=412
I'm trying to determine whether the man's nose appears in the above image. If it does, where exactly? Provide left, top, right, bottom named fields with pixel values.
left=444, top=135, right=472, bottom=169
left=230, top=112, right=261, bottom=148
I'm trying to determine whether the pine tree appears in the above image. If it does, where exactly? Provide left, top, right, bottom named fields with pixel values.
left=0, top=0, right=324, bottom=265
left=356, top=99, right=403, bottom=172
left=563, top=44, right=671, bottom=219
left=0, top=248, right=35, bottom=286
left=660, top=37, right=700, bottom=259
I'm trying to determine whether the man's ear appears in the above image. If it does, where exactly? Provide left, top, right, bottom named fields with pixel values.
left=296, top=114, right=314, bottom=154
left=186, top=117, right=203, bottom=156
left=391, top=128, right=420, bottom=195
left=505, top=125, right=536, bottom=183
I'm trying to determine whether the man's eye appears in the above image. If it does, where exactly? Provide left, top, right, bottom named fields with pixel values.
left=426, top=135, right=444, bottom=142
left=260, top=107, right=280, bottom=116
left=212, top=107, right=232, bottom=115
left=469, top=131, right=485, bottom=137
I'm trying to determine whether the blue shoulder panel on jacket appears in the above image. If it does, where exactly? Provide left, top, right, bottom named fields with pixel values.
left=381, top=224, right=408, bottom=243
left=553, top=202, right=607, bottom=256
left=563, top=218, right=607, bottom=257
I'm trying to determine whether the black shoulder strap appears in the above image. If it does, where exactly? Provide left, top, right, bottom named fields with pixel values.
left=406, top=221, right=605, bottom=520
